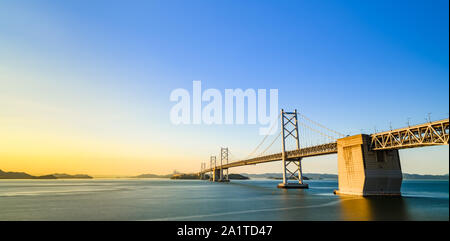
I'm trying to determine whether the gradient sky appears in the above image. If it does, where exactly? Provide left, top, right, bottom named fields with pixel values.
left=0, top=0, right=448, bottom=176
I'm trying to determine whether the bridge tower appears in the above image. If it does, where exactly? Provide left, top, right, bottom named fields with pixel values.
left=277, top=109, right=309, bottom=189
left=210, top=156, right=216, bottom=181
left=221, top=147, right=229, bottom=182
left=200, top=162, right=206, bottom=180
left=204, top=162, right=207, bottom=180
left=211, top=156, right=220, bottom=182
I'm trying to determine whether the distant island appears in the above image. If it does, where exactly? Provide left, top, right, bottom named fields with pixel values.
left=132, top=173, right=172, bottom=178
left=403, top=173, right=449, bottom=180
left=170, top=173, right=249, bottom=180
left=0, top=169, right=92, bottom=179
left=131, top=172, right=449, bottom=181
left=242, top=173, right=336, bottom=180
left=240, top=173, right=449, bottom=180
left=267, top=176, right=310, bottom=180
left=170, top=173, right=207, bottom=180
left=132, top=172, right=249, bottom=180
left=2, top=168, right=447, bottom=180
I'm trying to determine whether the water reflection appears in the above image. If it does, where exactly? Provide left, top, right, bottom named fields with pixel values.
left=339, top=196, right=409, bottom=221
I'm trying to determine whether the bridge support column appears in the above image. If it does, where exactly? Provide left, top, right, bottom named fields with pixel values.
left=212, top=168, right=229, bottom=182
left=212, top=168, right=218, bottom=182
left=223, top=168, right=229, bottom=182
left=335, top=134, right=402, bottom=196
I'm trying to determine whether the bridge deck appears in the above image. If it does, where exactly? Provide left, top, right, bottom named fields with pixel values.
left=200, top=142, right=337, bottom=173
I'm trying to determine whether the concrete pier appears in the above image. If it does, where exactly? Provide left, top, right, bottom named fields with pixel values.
left=334, top=134, right=402, bottom=196
left=212, top=168, right=229, bottom=182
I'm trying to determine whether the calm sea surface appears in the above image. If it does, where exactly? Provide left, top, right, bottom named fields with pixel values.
left=0, top=179, right=448, bottom=221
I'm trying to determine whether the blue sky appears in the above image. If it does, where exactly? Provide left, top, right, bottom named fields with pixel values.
left=0, top=0, right=448, bottom=175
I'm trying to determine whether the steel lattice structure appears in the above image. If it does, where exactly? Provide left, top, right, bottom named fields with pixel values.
left=209, top=156, right=216, bottom=180
left=370, top=119, right=449, bottom=150
left=220, top=147, right=229, bottom=180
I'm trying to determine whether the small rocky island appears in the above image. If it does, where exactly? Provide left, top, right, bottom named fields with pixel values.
left=0, top=169, right=93, bottom=179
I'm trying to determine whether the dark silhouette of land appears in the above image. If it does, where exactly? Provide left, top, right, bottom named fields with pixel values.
left=267, top=176, right=310, bottom=180
left=0, top=169, right=92, bottom=179
left=169, top=173, right=249, bottom=180
left=130, top=172, right=449, bottom=180
left=244, top=173, right=333, bottom=180
left=241, top=173, right=449, bottom=180
left=133, top=173, right=172, bottom=178
left=1, top=169, right=447, bottom=180
left=402, top=173, right=449, bottom=180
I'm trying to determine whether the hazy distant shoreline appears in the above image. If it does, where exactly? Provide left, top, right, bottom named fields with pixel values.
left=1, top=169, right=448, bottom=180
left=130, top=172, right=449, bottom=181
left=0, top=169, right=92, bottom=179
left=242, top=173, right=449, bottom=180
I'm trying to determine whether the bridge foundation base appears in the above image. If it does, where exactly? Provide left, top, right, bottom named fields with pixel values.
left=277, top=183, right=309, bottom=189
left=335, top=134, right=402, bottom=196
left=210, top=179, right=229, bottom=182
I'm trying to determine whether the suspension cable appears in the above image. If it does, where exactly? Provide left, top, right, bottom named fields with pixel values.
left=228, top=152, right=239, bottom=162
left=299, top=113, right=345, bottom=137
left=257, top=132, right=281, bottom=157
left=244, top=113, right=281, bottom=159
left=298, top=121, right=337, bottom=140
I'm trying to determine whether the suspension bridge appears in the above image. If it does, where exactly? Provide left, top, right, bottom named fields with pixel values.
left=196, top=109, right=449, bottom=196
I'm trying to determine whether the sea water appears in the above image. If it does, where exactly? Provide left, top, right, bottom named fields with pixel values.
left=0, top=179, right=447, bottom=221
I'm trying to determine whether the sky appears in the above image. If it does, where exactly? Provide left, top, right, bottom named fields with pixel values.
left=0, top=0, right=448, bottom=176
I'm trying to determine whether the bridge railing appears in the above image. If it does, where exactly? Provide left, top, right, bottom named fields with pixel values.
left=285, top=142, right=338, bottom=159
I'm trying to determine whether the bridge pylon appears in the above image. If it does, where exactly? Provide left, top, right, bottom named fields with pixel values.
left=200, top=162, right=207, bottom=180
left=209, top=156, right=216, bottom=181
left=277, top=109, right=309, bottom=189
left=220, top=147, right=230, bottom=182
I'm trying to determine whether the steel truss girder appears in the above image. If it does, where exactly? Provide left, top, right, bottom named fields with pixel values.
left=371, top=119, right=449, bottom=150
